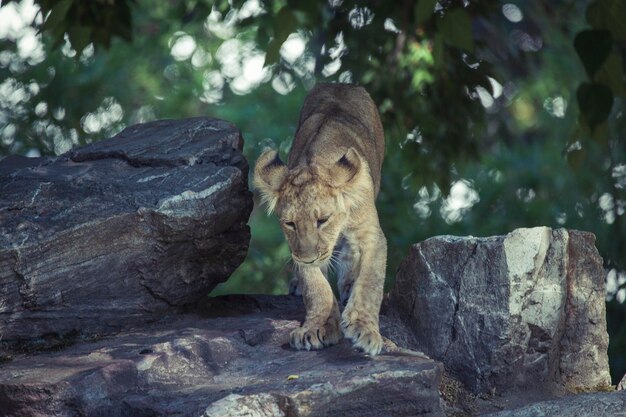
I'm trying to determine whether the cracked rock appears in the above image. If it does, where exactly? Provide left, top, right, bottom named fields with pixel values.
left=0, top=118, right=252, bottom=345
left=388, top=227, right=611, bottom=395
left=0, top=295, right=444, bottom=417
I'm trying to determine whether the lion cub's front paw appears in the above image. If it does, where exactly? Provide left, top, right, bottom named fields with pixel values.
left=341, top=310, right=383, bottom=355
left=290, top=319, right=342, bottom=351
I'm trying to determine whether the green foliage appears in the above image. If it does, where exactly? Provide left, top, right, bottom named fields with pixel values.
left=574, top=29, right=613, bottom=79
left=574, top=1, right=626, bottom=138
left=1, top=0, right=626, bottom=384
left=2, top=0, right=134, bottom=50
left=439, top=9, right=474, bottom=53
left=577, top=82, right=613, bottom=130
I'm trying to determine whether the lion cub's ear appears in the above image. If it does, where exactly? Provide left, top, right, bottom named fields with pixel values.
left=330, top=147, right=362, bottom=187
left=254, top=149, right=288, bottom=214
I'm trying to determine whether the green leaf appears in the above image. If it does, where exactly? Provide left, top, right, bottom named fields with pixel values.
left=440, top=9, right=474, bottom=53
left=577, top=82, right=614, bottom=130
left=594, top=51, right=626, bottom=97
left=287, top=0, right=320, bottom=21
left=263, top=7, right=298, bottom=66
left=273, top=7, right=298, bottom=42
left=591, top=120, right=609, bottom=144
left=215, top=0, right=231, bottom=14
left=566, top=148, right=586, bottom=170
left=415, top=0, right=438, bottom=24
left=265, top=38, right=282, bottom=66
left=41, top=0, right=73, bottom=31
left=68, top=26, right=92, bottom=55
left=432, top=33, right=443, bottom=68
left=586, top=0, right=626, bottom=42
left=574, top=29, right=612, bottom=79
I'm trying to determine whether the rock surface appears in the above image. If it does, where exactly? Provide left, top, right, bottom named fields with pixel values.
left=483, top=391, right=626, bottom=417
left=388, top=227, right=611, bottom=395
left=0, top=118, right=252, bottom=344
left=0, top=295, right=444, bottom=417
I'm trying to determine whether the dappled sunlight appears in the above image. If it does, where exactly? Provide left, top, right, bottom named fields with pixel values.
left=510, top=29, right=542, bottom=52
left=383, top=18, right=401, bottom=34
left=515, top=187, right=536, bottom=203
left=200, top=70, right=224, bottom=104
left=271, top=71, right=295, bottom=95
left=613, top=164, right=626, bottom=189
left=80, top=97, right=124, bottom=135
left=502, top=3, right=523, bottom=23
left=440, top=180, right=480, bottom=224
left=348, top=6, right=374, bottom=29
left=475, top=86, right=494, bottom=108
left=413, top=185, right=441, bottom=220
left=212, top=36, right=271, bottom=95
left=280, top=33, right=306, bottom=65
left=543, top=96, right=567, bottom=118
left=510, top=96, right=537, bottom=127
left=488, top=76, right=503, bottom=98
left=216, top=38, right=246, bottom=78
left=169, top=32, right=197, bottom=61
left=191, top=46, right=211, bottom=68
left=0, top=0, right=44, bottom=65
left=204, top=8, right=237, bottom=40
left=607, top=269, right=626, bottom=303
left=598, top=192, right=625, bottom=225
left=322, top=31, right=346, bottom=77
left=400, top=127, right=423, bottom=149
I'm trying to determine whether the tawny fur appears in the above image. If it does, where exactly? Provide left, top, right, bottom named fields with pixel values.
left=254, top=83, right=387, bottom=355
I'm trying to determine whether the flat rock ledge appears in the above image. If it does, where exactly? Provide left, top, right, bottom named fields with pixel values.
left=0, top=118, right=253, bottom=344
left=483, top=391, right=626, bottom=417
left=0, top=295, right=443, bottom=417
left=388, top=227, right=611, bottom=396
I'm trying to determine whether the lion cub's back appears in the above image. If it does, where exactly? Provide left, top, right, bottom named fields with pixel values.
left=290, top=83, right=385, bottom=193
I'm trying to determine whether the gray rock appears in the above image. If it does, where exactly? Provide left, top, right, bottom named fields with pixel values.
left=482, top=391, right=626, bottom=417
left=0, top=118, right=252, bottom=344
left=388, top=227, right=611, bottom=394
left=0, top=295, right=444, bottom=417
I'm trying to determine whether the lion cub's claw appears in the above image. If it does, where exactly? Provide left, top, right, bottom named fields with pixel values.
left=341, top=315, right=383, bottom=355
left=290, top=320, right=342, bottom=351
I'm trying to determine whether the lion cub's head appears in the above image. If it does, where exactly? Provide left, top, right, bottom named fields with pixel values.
left=254, top=148, right=366, bottom=266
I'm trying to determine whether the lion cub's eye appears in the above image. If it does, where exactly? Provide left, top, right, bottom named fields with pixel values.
left=317, top=216, right=330, bottom=228
left=284, top=221, right=296, bottom=230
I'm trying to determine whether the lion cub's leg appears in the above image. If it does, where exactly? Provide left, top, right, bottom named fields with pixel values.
left=335, top=237, right=358, bottom=306
left=341, top=226, right=387, bottom=355
left=290, top=265, right=342, bottom=351
left=288, top=263, right=330, bottom=297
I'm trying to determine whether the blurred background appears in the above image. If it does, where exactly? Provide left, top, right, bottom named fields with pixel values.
left=0, top=0, right=624, bottom=383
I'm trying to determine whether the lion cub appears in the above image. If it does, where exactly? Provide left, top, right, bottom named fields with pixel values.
left=254, top=83, right=387, bottom=355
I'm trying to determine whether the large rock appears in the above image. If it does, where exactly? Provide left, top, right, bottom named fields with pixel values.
left=0, top=295, right=444, bottom=417
left=0, top=118, right=252, bottom=344
left=483, top=391, right=626, bottom=417
left=388, top=227, right=611, bottom=394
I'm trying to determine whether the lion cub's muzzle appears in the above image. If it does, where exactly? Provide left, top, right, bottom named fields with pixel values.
left=292, top=249, right=332, bottom=265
